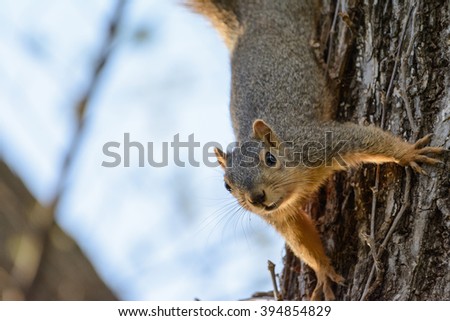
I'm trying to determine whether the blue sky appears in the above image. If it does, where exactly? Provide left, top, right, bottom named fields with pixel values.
left=0, top=0, right=285, bottom=300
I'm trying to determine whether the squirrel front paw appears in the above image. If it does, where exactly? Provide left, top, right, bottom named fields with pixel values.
left=311, top=269, right=344, bottom=301
left=398, top=134, right=444, bottom=174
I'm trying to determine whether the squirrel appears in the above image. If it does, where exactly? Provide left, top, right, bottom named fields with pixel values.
left=189, top=0, right=444, bottom=300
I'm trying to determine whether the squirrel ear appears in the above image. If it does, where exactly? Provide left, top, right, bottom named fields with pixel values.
left=252, top=119, right=280, bottom=148
left=214, top=147, right=227, bottom=169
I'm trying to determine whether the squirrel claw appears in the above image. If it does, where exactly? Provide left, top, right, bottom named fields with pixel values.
left=413, top=133, right=433, bottom=149
left=311, top=270, right=344, bottom=301
left=399, top=135, right=444, bottom=174
left=409, top=161, right=427, bottom=175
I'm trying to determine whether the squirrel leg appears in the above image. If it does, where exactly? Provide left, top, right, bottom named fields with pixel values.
left=280, top=209, right=344, bottom=300
left=310, top=274, right=325, bottom=301
left=325, top=124, right=445, bottom=173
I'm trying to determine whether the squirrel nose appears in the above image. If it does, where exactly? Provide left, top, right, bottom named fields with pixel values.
left=248, top=190, right=266, bottom=205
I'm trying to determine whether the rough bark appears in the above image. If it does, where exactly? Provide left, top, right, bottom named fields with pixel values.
left=0, top=161, right=117, bottom=300
left=280, top=0, right=450, bottom=300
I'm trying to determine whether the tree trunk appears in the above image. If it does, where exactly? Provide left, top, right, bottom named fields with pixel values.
left=0, top=161, right=117, bottom=300
left=280, top=0, right=450, bottom=300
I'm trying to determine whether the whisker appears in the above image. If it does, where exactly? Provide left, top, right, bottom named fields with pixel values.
left=223, top=201, right=247, bottom=241
left=196, top=198, right=242, bottom=241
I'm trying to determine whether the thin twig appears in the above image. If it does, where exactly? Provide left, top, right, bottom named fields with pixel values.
left=370, top=166, right=380, bottom=241
left=360, top=263, right=375, bottom=301
left=268, top=260, right=282, bottom=301
left=325, top=0, right=341, bottom=76
left=361, top=169, right=412, bottom=300
left=399, top=60, right=419, bottom=134
left=381, top=4, right=415, bottom=127
left=399, top=6, right=419, bottom=135
left=378, top=169, right=412, bottom=252
left=361, top=3, right=415, bottom=300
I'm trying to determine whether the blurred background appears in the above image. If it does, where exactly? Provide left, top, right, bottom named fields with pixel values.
left=0, top=0, right=284, bottom=300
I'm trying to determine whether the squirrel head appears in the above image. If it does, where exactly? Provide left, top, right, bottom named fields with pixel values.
left=215, top=119, right=302, bottom=217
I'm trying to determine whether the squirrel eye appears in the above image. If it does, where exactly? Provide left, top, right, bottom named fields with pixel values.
left=265, top=152, right=277, bottom=167
left=224, top=182, right=232, bottom=192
